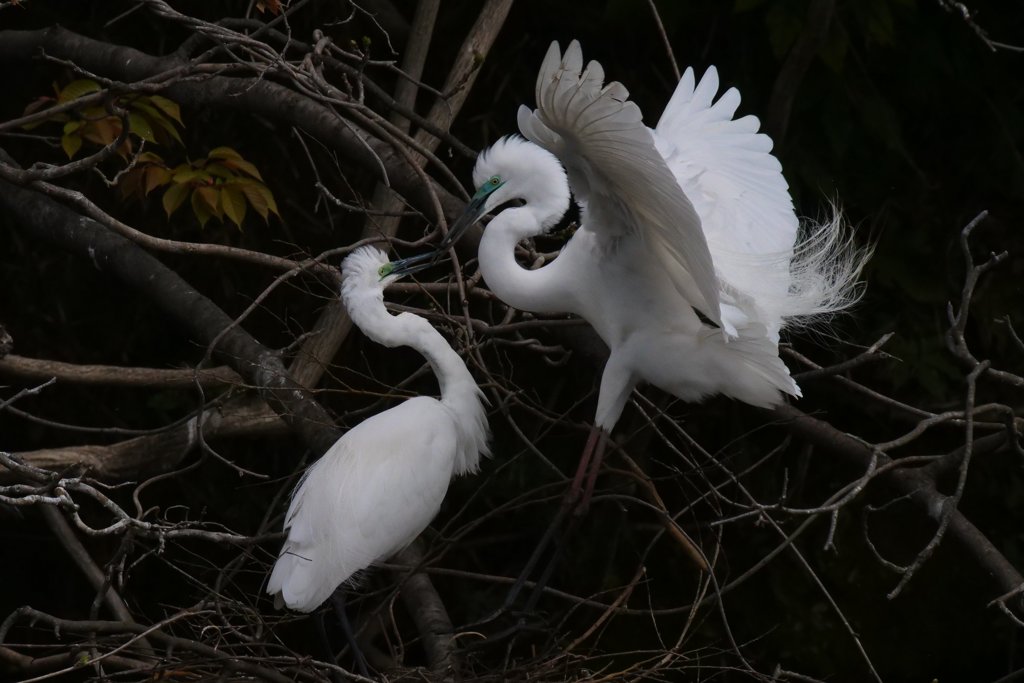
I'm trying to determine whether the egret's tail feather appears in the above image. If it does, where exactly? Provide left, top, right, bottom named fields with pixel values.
left=267, top=546, right=333, bottom=613
left=714, top=331, right=799, bottom=407
left=783, top=204, right=871, bottom=326
left=662, top=328, right=798, bottom=409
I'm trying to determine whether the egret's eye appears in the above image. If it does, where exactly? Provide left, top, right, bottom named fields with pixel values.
left=378, top=263, right=394, bottom=279
left=473, top=175, right=504, bottom=199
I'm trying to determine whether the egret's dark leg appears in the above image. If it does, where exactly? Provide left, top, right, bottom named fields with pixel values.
left=568, top=426, right=602, bottom=505
left=500, top=426, right=608, bottom=614
left=522, top=513, right=582, bottom=614
left=517, top=426, right=610, bottom=612
left=576, top=427, right=610, bottom=516
left=315, top=610, right=344, bottom=683
left=464, top=425, right=611, bottom=640
left=331, top=588, right=370, bottom=678
left=470, top=482, right=577, bottom=630
left=465, top=507, right=573, bottom=647
left=497, top=501, right=570, bottom=613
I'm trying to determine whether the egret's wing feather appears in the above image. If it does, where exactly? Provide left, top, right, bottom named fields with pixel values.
left=653, top=66, right=799, bottom=330
left=519, top=40, right=722, bottom=327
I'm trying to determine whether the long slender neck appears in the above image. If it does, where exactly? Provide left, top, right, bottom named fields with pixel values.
left=478, top=206, right=575, bottom=314
left=401, top=314, right=479, bottom=413
left=347, top=291, right=488, bottom=475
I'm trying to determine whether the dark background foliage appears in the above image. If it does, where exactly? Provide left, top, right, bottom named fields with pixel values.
left=1, top=1, right=1023, bottom=681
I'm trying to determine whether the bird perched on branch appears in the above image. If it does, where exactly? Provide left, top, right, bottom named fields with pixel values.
left=268, top=246, right=489, bottom=612
left=394, top=40, right=866, bottom=511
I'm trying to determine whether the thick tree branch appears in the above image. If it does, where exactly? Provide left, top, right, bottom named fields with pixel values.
left=0, top=26, right=467, bottom=230
left=292, top=1, right=509, bottom=391
left=773, top=402, right=1024, bottom=614
left=397, top=540, right=458, bottom=678
left=5, top=396, right=283, bottom=481
left=0, top=164, right=338, bottom=455
left=0, top=354, right=242, bottom=389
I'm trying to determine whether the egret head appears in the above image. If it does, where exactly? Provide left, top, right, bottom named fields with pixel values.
left=341, top=246, right=403, bottom=301
left=434, top=136, right=569, bottom=251
left=472, top=136, right=567, bottom=218
left=384, top=138, right=570, bottom=277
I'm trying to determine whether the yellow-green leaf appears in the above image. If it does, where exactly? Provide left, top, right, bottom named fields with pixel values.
left=208, top=146, right=243, bottom=161
left=172, top=168, right=210, bottom=184
left=221, top=157, right=263, bottom=181
left=236, top=180, right=269, bottom=221
left=58, top=79, right=102, bottom=104
left=237, top=181, right=278, bottom=220
left=147, top=95, right=183, bottom=125
left=144, top=166, right=172, bottom=195
left=195, top=185, right=222, bottom=219
left=221, top=186, right=247, bottom=228
left=62, top=120, right=83, bottom=135
left=162, top=183, right=190, bottom=218
left=257, top=183, right=279, bottom=216
left=62, top=133, right=82, bottom=159
left=137, top=151, right=165, bottom=165
left=151, top=113, right=184, bottom=146
left=118, top=168, right=143, bottom=199
left=80, top=106, right=109, bottom=122
left=82, top=117, right=120, bottom=147
left=128, top=111, right=156, bottom=143
left=191, top=188, right=213, bottom=228
left=204, top=162, right=236, bottom=180
left=131, top=100, right=183, bottom=146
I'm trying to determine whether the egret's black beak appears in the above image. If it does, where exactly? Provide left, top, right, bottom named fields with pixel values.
left=436, top=191, right=490, bottom=252
left=386, top=190, right=491, bottom=279
left=385, top=252, right=440, bottom=279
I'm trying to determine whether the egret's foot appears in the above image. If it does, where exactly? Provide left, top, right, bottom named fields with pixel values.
left=492, top=612, right=550, bottom=644
left=465, top=505, right=577, bottom=636
left=459, top=609, right=550, bottom=652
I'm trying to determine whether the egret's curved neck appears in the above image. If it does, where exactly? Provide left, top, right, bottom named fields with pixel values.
left=478, top=206, right=575, bottom=314
left=401, top=314, right=479, bottom=411
left=346, top=291, right=488, bottom=474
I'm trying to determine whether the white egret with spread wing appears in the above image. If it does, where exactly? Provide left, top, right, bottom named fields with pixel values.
left=267, top=246, right=490, bottom=613
left=396, top=40, right=865, bottom=509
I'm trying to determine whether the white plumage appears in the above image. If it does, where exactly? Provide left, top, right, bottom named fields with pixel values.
left=267, top=246, right=490, bottom=612
left=429, top=39, right=865, bottom=435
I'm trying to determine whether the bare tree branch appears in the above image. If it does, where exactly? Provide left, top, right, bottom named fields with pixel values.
left=0, top=354, right=242, bottom=389
left=0, top=159, right=340, bottom=454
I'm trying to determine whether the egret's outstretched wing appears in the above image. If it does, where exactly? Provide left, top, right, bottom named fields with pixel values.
left=517, top=40, right=722, bottom=329
left=653, top=67, right=799, bottom=322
